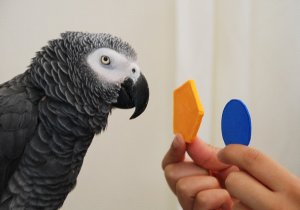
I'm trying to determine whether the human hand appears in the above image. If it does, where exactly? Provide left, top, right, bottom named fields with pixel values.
left=218, top=144, right=300, bottom=210
left=162, top=134, right=238, bottom=210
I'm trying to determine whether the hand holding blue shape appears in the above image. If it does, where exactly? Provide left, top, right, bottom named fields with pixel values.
left=221, top=99, right=251, bottom=146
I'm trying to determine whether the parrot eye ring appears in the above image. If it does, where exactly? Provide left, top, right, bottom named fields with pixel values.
left=101, top=55, right=110, bottom=65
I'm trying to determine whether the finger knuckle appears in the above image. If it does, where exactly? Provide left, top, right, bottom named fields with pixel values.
left=195, top=191, right=209, bottom=208
left=164, top=164, right=178, bottom=182
left=175, top=178, right=189, bottom=197
left=243, top=149, right=262, bottom=167
left=221, top=188, right=231, bottom=200
left=225, top=171, right=239, bottom=190
left=231, top=201, right=243, bottom=210
left=211, top=176, right=221, bottom=188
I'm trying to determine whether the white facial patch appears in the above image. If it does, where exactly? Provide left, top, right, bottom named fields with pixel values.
left=86, top=48, right=140, bottom=85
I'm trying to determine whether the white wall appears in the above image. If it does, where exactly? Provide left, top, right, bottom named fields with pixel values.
left=176, top=0, right=300, bottom=177
left=212, top=0, right=300, bottom=177
left=248, top=0, right=300, bottom=176
left=176, top=0, right=215, bottom=144
left=0, top=1, right=177, bottom=209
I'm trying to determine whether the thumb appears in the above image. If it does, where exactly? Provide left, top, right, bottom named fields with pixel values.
left=187, top=136, right=230, bottom=171
left=162, top=134, right=186, bottom=170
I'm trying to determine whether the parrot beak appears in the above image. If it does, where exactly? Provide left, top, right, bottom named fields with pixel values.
left=113, top=72, right=149, bottom=119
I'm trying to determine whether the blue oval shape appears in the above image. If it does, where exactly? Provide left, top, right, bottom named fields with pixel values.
left=221, top=99, right=251, bottom=146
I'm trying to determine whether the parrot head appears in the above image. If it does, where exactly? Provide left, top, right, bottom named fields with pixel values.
left=60, top=32, right=149, bottom=120
left=86, top=47, right=149, bottom=119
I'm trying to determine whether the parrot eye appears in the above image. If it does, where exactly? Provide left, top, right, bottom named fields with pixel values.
left=101, top=56, right=110, bottom=65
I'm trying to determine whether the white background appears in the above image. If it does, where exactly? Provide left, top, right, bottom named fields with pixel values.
left=176, top=0, right=300, bottom=176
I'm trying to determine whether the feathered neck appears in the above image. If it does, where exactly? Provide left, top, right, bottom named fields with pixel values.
left=20, top=39, right=111, bottom=134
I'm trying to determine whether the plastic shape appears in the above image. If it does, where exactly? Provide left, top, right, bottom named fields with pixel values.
left=221, top=99, right=251, bottom=146
left=173, top=80, right=204, bottom=143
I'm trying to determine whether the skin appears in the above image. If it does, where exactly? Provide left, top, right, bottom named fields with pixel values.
left=162, top=134, right=300, bottom=210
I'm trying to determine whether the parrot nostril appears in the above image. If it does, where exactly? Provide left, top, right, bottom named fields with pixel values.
left=132, top=69, right=136, bottom=73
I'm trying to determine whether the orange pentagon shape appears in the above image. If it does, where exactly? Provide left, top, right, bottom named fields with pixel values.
left=173, top=80, right=204, bottom=143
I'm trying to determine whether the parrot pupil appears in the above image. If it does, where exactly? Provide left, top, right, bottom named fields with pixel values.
left=101, top=56, right=110, bottom=65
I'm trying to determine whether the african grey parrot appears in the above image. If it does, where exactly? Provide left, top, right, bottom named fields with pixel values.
left=0, top=32, right=149, bottom=209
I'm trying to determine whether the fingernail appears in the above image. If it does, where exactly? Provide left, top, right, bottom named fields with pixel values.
left=216, top=149, right=223, bottom=159
left=172, top=134, right=181, bottom=149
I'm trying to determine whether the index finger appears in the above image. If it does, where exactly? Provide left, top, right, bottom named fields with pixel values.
left=187, top=136, right=231, bottom=171
left=162, top=134, right=186, bottom=170
left=218, top=144, right=294, bottom=191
